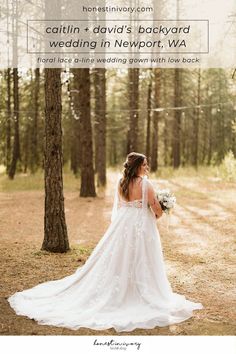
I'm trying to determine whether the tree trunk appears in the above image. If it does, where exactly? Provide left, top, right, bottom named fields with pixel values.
left=77, top=69, right=96, bottom=197
left=172, top=0, right=182, bottom=169
left=207, top=110, right=213, bottom=165
left=94, top=68, right=107, bottom=186
left=217, top=75, right=225, bottom=162
left=151, top=69, right=161, bottom=171
left=8, top=68, right=20, bottom=179
left=172, top=69, right=181, bottom=168
left=145, top=79, right=152, bottom=163
left=6, top=1, right=11, bottom=173
left=42, top=68, right=69, bottom=253
left=163, top=70, right=169, bottom=166
left=6, top=68, right=11, bottom=174
left=193, top=69, right=201, bottom=168
left=70, top=69, right=81, bottom=176
left=30, top=68, right=40, bottom=173
left=127, top=68, right=139, bottom=152
left=70, top=118, right=81, bottom=176
left=23, top=114, right=30, bottom=173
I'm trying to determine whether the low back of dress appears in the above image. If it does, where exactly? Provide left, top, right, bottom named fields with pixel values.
left=111, top=175, right=148, bottom=222
left=126, top=177, right=143, bottom=202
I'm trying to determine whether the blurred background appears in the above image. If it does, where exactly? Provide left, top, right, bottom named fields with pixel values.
left=0, top=67, right=236, bottom=191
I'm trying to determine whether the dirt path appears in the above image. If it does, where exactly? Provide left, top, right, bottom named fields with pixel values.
left=0, top=172, right=235, bottom=335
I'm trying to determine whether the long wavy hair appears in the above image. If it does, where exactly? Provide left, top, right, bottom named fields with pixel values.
left=119, top=152, right=146, bottom=201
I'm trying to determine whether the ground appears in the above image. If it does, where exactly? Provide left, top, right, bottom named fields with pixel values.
left=0, top=170, right=235, bottom=335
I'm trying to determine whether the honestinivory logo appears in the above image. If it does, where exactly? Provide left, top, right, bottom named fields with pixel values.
left=93, top=338, right=142, bottom=350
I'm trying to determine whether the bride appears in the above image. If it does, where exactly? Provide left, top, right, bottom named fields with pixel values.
left=8, top=152, right=203, bottom=332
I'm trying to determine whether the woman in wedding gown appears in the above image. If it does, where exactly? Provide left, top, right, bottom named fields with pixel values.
left=8, top=152, right=203, bottom=332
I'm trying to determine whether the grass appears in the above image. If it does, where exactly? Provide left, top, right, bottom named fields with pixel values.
left=0, top=164, right=235, bottom=193
left=154, top=165, right=220, bottom=180
left=0, top=171, right=44, bottom=192
left=32, top=245, right=93, bottom=258
left=154, top=152, right=236, bottom=182
left=0, top=169, right=80, bottom=193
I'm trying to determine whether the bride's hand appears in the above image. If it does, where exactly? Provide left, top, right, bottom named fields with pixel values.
left=147, top=182, right=163, bottom=218
left=154, top=201, right=163, bottom=219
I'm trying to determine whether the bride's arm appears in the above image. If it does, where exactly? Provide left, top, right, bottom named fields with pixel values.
left=147, top=181, right=163, bottom=219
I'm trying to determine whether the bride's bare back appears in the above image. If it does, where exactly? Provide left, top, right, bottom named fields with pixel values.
left=119, top=176, right=163, bottom=219
left=128, top=177, right=143, bottom=201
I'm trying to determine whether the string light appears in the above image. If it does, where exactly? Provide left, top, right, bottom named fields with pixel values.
left=0, top=101, right=233, bottom=118
left=66, top=81, right=80, bottom=120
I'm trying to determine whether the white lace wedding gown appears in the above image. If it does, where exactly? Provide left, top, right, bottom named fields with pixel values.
left=8, top=176, right=203, bottom=332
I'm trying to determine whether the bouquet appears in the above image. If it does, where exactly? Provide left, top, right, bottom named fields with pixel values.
left=156, top=189, right=176, bottom=214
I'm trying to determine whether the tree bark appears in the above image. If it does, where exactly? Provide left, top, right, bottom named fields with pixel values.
left=8, top=67, right=20, bottom=179
left=70, top=118, right=81, bottom=176
left=145, top=79, right=152, bottom=163
left=193, top=69, right=201, bottom=168
left=6, top=1, right=11, bottom=173
left=70, top=69, right=81, bottom=176
left=172, top=69, right=182, bottom=168
left=42, top=68, right=69, bottom=253
left=163, top=70, right=169, bottom=166
left=207, top=109, right=213, bottom=165
left=151, top=69, right=161, bottom=171
left=76, top=69, right=96, bottom=197
left=94, top=68, right=107, bottom=186
left=23, top=111, right=30, bottom=173
left=127, top=68, right=139, bottom=152
left=6, top=68, right=11, bottom=174
left=172, top=0, right=182, bottom=169
left=30, top=67, right=40, bottom=173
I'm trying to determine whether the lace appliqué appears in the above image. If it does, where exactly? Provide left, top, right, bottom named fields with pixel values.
left=118, top=199, right=143, bottom=209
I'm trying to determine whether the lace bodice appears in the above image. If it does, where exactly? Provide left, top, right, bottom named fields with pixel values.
left=118, top=199, right=143, bottom=209
left=111, top=176, right=148, bottom=222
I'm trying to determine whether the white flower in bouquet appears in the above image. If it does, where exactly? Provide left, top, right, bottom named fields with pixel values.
left=156, top=189, right=176, bottom=214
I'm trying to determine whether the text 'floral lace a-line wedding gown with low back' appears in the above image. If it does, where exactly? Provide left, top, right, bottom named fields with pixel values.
left=8, top=176, right=203, bottom=332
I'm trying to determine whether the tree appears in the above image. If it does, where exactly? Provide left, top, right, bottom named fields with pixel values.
left=70, top=117, right=81, bottom=176
left=127, top=68, right=139, bottom=152
left=70, top=69, right=82, bottom=176
left=172, top=0, right=182, bottom=169
left=145, top=77, right=152, bottom=162
left=5, top=68, right=11, bottom=174
left=151, top=69, right=161, bottom=171
left=8, top=0, right=20, bottom=179
left=30, top=68, right=40, bottom=173
left=162, top=69, right=170, bottom=166
left=193, top=68, right=201, bottom=168
left=94, top=68, right=107, bottom=186
left=42, top=68, right=69, bottom=253
left=172, top=70, right=182, bottom=168
left=75, top=69, right=96, bottom=197
left=8, top=67, right=20, bottom=179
